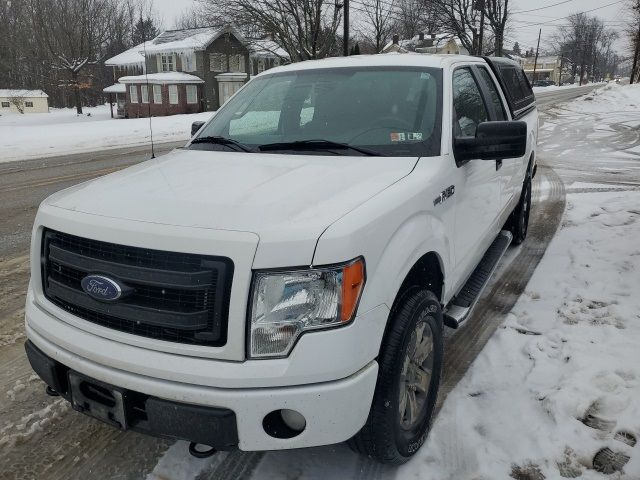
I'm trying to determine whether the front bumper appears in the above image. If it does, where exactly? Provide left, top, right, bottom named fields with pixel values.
left=25, top=324, right=378, bottom=451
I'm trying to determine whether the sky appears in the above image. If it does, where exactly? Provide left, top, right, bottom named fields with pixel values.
left=151, top=0, right=632, bottom=55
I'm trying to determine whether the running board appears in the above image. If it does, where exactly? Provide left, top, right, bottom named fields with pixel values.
left=443, top=230, right=513, bottom=329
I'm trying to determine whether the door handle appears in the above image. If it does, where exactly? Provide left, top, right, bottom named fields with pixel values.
left=496, top=159, right=503, bottom=171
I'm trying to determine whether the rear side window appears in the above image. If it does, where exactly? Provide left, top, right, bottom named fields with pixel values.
left=497, top=65, right=534, bottom=115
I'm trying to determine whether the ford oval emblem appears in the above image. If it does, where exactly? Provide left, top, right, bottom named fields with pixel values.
left=81, top=275, right=122, bottom=301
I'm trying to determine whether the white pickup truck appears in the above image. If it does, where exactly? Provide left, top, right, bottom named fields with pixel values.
left=25, top=54, right=537, bottom=464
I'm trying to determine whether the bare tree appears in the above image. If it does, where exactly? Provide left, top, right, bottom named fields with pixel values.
left=552, top=13, right=620, bottom=85
left=357, top=0, right=397, bottom=53
left=9, top=95, right=26, bottom=114
left=482, top=0, right=509, bottom=56
left=194, top=0, right=342, bottom=61
left=394, top=0, right=438, bottom=38
left=432, top=0, right=483, bottom=55
left=30, top=0, right=116, bottom=113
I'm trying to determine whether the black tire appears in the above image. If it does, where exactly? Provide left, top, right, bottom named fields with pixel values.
left=508, top=169, right=532, bottom=245
left=348, top=289, right=443, bottom=464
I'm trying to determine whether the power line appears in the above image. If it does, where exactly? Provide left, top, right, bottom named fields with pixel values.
left=513, top=0, right=578, bottom=15
left=510, top=0, right=627, bottom=27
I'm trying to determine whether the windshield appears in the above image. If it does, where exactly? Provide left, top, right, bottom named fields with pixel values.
left=190, top=66, right=443, bottom=157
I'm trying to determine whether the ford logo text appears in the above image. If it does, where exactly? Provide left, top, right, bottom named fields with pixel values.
left=80, top=275, right=122, bottom=301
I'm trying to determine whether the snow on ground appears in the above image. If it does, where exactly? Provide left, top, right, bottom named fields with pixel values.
left=569, top=83, right=640, bottom=115
left=395, top=82, right=640, bottom=480
left=0, top=104, right=213, bottom=163
left=533, top=83, right=588, bottom=93
left=398, top=190, right=640, bottom=479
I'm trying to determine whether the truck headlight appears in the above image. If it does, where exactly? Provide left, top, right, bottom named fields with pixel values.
left=248, top=258, right=365, bottom=358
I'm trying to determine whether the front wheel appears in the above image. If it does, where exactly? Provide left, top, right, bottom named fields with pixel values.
left=348, top=289, right=443, bottom=464
left=508, top=170, right=532, bottom=245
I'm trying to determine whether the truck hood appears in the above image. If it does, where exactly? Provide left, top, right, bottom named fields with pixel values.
left=45, top=149, right=418, bottom=266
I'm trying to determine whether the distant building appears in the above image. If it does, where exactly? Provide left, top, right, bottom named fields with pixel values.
left=521, top=55, right=562, bottom=83
left=104, top=25, right=289, bottom=118
left=0, top=89, right=49, bottom=113
left=102, top=83, right=127, bottom=118
left=381, top=33, right=469, bottom=56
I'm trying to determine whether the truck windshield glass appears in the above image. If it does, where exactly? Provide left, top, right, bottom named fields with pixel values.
left=191, top=67, right=443, bottom=157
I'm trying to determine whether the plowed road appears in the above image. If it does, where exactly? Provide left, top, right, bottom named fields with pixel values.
left=0, top=84, right=601, bottom=480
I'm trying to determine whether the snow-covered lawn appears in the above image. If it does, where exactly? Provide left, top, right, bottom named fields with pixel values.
left=0, top=104, right=213, bottom=163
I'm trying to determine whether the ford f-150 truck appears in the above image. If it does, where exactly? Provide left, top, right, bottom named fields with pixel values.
left=25, top=54, right=538, bottom=464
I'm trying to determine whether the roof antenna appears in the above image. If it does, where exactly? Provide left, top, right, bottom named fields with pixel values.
left=141, top=14, right=155, bottom=159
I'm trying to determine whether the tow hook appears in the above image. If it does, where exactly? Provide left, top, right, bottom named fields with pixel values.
left=188, top=442, right=218, bottom=458
left=45, top=385, right=60, bottom=397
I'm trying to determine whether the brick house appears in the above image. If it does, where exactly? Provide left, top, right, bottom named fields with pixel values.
left=104, top=25, right=288, bottom=118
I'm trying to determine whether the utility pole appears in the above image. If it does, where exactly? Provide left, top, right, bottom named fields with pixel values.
left=631, top=24, right=640, bottom=84
left=343, top=0, right=350, bottom=56
left=532, top=28, right=541, bottom=82
left=632, top=2, right=640, bottom=84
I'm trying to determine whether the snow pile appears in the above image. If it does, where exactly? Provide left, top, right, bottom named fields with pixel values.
left=571, top=83, right=640, bottom=114
left=0, top=104, right=213, bottom=163
left=398, top=190, right=640, bottom=479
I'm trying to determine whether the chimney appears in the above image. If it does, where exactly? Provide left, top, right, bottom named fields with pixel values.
left=419, top=32, right=424, bottom=41
left=392, top=34, right=399, bottom=45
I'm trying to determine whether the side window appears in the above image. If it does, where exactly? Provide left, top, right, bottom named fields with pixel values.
left=452, top=67, right=489, bottom=137
left=476, top=67, right=507, bottom=121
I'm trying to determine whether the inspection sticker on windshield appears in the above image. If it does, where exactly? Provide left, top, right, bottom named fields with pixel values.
left=391, top=132, right=422, bottom=142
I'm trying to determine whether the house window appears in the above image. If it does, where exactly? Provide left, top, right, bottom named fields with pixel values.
left=168, top=85, right=178, bottom=104
left=161, top=54, right=175, bottom=72
left=25, top=101, right=33, bottom=107
left=186, top=85, right=198, bottom=104
left=153, top=84, right=162, bottom=104
left=183, top=53, right=196, bottom=72
left=257, top=59, right=265, bottom=74
left=129, top=85, right=138, bottom=103
left=210, top=53, right=226, bottom=72
left=141, top=85, right=149, bottom=103
left=1, top=102, right=9, bottom=108
left=229, top=54, right=245, bottom=73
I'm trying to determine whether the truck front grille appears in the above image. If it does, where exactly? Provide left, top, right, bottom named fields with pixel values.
left=41, top=229, right=233, bottom=346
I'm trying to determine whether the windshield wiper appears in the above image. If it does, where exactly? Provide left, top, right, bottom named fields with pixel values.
left=190, top=136, right=255, bottom=153
left=258, top=139, right=384, bottom=156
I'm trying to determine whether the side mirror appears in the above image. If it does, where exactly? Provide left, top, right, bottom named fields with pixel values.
left=191, top=121, right=205, bottom=137
left=454, top=121, right=527, bottom=164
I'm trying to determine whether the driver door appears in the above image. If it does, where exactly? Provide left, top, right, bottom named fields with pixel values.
left=451, top=66, right=501, bottom=281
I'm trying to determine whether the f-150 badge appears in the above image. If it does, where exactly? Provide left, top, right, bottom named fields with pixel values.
left=433, top=185, right=455, bottom=206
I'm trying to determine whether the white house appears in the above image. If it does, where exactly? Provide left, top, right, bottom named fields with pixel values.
left=0, top=90, right=49, bottom=113
left=382, top=33, right=470, bottom=56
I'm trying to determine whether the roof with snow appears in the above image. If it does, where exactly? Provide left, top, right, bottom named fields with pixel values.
left=103, top=83, right=126, bottom=93
left=118, top=72, right=204, bottom=84
left=0, top=89, right=48, bottom=98
left=247, top=39, right=289, bottom=59
left=105, top=42, right=149, bottom=67
left=145, top=26, right=237, bottom=54
left=383, top=33, right=466, bottom=54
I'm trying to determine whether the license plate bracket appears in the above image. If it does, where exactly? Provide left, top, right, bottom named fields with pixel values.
left=68, top=371, right=127, bottom=430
